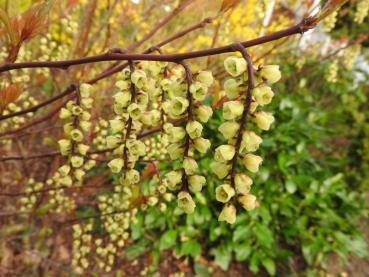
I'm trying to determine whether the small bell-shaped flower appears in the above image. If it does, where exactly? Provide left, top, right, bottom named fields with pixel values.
left=190, top=81, right=208, bottom=101
left=252, top=85, right=274, bottom=106
left=107, top=158, right=124, bottom=173
left=127, top=103, right=143, bottom=120
left=214, top=145, right=235, bottom=163
left=70, top=129, right=84, bottom=142
left=194, top=105, right=213, bottom=123
left=216, top=184, right=235, bottom=203
left=167, top=143, right=184, bottom=160
left=77, top=144, right=90, bottom=155
left=253, top=111, right=275, bottom=131
left=194, top=137, right=211, bottom=153
left=224, top=78, right=241, bottom=99
left=211, top=161, right=231, bottom=179
left=131, top=69, right=147, bottom=89
left=177, top=191, right=196, bottom=214
left=170, top=97, right=189, bottom=116
left=235, top=173, right=253, bottom=194
left=259, top=65, right=281, bottom=84
left=113, top=92, right=131, bottom=107
left=109, top=119, right=125, bottom=134
left=188, top=175, right=206, bottom=193
left=186, top=121, right=203, bottom=139
left=241, top=130, right=262, bottom=152
left=71, top=156, right=84, bottom=168
left=196, top=71, right=214, bottom=87
left=165, top=171, right=182, bottom=190
left=218, top=204, right=237, bottom=224
left=106, top=135, right=121, bottom=149
left=238, top=194, right=257, bottom=211
left=218, top=121, right=240, bottom=139
left=183, top=157, right=198, bottom=175
left=58, top=139, right=71, bottom=156
left=59, top=108, right=72, bottom=120
left=224, top=56, right=247, bottom=77
left=74, top=169, right=86, bottom=181
left=58, top=165, right=71, bottom=176
left=223, top=101, right=244, bottom=120
left=242, top=153, right=263, bottom=173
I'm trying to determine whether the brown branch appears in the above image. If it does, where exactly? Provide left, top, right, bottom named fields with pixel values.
left=229, top=43, right=255, bottom=187
left=0, top=17, right=317, bottom=73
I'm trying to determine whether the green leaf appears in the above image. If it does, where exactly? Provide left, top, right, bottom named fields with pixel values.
left=159, top=229, right=177, bottom=250
left=125, top=239, right=150, bottom=260
left=234, top=243, right=251, bottom=261
left=261, top=258, right=276, bottom=276
left=210, top=244, right=231, bottom=270
left=180, top=240, right=201, bottom=257
left=233, top=226, right=251, bottom=242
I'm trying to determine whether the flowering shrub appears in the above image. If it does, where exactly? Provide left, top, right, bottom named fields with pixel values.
left=0, top=1, right=368, bottom=276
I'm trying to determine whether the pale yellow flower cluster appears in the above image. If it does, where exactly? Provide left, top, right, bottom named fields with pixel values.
left=214, top=56, right=281, bottom=224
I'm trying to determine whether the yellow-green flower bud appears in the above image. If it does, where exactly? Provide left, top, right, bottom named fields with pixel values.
left=127, top=140, right=146, bottom=157
left=137, top=92, right=149, bottom=108
left=148, top=196, right=159, bottom=206
left=253, top=111, right=275, bottom=131
left=177, top=191, right=196, bottom=214
left=190, top=81, right=208, bottom=101
left=71, top=156, right=84, bottom=168
left=194, top=137, right=211, bottom=153
left=106, top=135, right=121, bottom=149
left=167, top=143, right=184, bottom=160
left=160, top=78, right=172, bottom=91
left=235, top=173, right=253, bottom=194
left=238, top=194, right=257, bottom=211
left=81, top=98, right=93, bottom=109
left=79, top=120, right=91, bottom=132
left=71, top=105, right=83, bottom=116
left=59, top=175, right=72, bottom=186
left=196, top=71, right=214, bottom=87
left=170, top=97, right=189, bottom=117
left=80, top=83, right=92, bottom=98
left=59, top=108, right=72, bottom=119
left=113, top=92, right=131, bottom=107
left=224, top=56, right=246, bottom=77
left=216, top=184, right=235, bottom=203
left=242, top=153, right=263, bottom=173
left=74, top=169, right=86, bottom=181
left=109, top=119, right=125, bottom=134
left=188, top=175, right=206, bottom=193
left=259, top=65, right=281, bottom=84
left=63, top=123, right=74, bottom=135
left=127, top=103, right=143, bottom=120
left=214, top=145, right=235, bottom=163
left=77, top=144, right=90, bottom=155
left=223, top=101, right=244, bottom=120
left=131, top=69, right=147, bottom=89
left=241, top=131, right=262, bottom=152
left=167, top=126, right=186, bottom=143
left=58, top=139, right=71, bottom=156
left=218, top=121, right=240, bottom=139
left=183, top=157, right=198, bottom=175
left=186, top=121, right=203, bottom=139
left=218, top=204, right=236, bottom=224
left=194, top=105, right=213, bottom=123
left=58, top=165, right=71, bottom=176
left=211, top=161, right=231, bottom=179
left=165, top=171, right=182, bottom=191
left=252, top=85, right=274, bottom=106
left=249, top=101, right=258, bottom=113
left=108, top=158, right=124, bottom=173
left=70, top=129, right=83, bottom=142
left=224, top=78, right=241, bottom=99
left=126, top=169, right=140, bottom=184
left=115, top=80, right=129, bottom=90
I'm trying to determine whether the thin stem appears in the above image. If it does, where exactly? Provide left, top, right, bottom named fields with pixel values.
left=229, top=43, right=255, bottom=187
left=0, top=17, right=317, bottom=73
